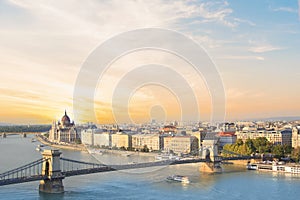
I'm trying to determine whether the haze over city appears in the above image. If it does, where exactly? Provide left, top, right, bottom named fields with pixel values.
left=0, top=0, right=300, bottom=124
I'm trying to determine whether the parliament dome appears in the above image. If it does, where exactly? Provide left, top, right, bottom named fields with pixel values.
left=61, top=110, right=71, bottom=126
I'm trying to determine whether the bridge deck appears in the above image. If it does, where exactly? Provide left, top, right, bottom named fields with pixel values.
left=0, top=175, right=47, bottom=186
left=63, top=158, right=207, bottom=177
left=0, top=155, right=257, bottom=186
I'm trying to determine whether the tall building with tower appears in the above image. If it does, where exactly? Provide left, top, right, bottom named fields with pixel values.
left=49, top=110, right=79, bottom=144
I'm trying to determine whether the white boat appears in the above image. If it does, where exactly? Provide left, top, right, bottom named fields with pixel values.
left=36, top=147, right=41, bottom=152
left=246, top=163, right=258, bottom=170
left=87, top=148, right=103, bottom=155
left=166, top=175, right=190, bottom=184
left=247, top=162, right=300, bottom=174
left=31, top=138, right=37, bottom=142
left=156, top=154, right=180, bottom=161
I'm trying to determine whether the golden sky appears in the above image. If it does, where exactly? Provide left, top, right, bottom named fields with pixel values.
left=1, top=0, right=300, bottom=124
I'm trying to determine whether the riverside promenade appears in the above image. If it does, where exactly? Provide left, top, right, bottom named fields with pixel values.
left=36, top=134, right=86, bottom=151
left=35, top=134, right=158, bottom=157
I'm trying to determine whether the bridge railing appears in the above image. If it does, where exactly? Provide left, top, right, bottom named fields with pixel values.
left=0, top=158, right=48, bottom=185
left=60, top=158, right=108, bottom=172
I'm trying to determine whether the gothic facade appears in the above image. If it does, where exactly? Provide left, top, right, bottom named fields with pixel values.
left=49, top=110, right=79, bottom=143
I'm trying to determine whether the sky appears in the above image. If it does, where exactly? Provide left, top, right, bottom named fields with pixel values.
left=0, top=0, right=300, bottom=124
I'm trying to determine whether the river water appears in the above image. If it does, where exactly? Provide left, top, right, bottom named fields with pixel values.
left=1, top=135, right=300, bottom=200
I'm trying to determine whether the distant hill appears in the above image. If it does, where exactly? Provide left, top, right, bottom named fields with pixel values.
left=0, top=125, right=51, bottom=133
left=245, top=116, right=300, bottom=122
left=0, top=122, right=12, bottom=126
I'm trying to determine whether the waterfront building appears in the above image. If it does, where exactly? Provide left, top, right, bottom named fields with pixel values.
left=218, top=131, right=237, bottom=148
left=188, top=131, right=205, bottom=149
left=49, top=110, right=79, bottom=144
left=81, top=128, right=112, bottom=147
left=111, top=132, right=132, bottom=149
left=236, top=129, right=292, bottom=145
left=161, top=125, right=177, bottom=134
left=131, top=134, right=161, bottom=151
left=81, top=129, right=94, bottom=146
left=292, top=126, right=300, bottom=148
left=162, top=135, right=198, bottom=154
left=94, top=132, right=111, bottom=148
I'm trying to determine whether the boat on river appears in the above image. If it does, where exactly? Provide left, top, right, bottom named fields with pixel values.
left=155, top=154, right=180, bottom=161
left=166, top=175, right=190, bottom=184
left=247, top=162, right=300, bottom=174
left=87, top=148, right=104, bottom=155
left=35, top=147, right=41, bottom=152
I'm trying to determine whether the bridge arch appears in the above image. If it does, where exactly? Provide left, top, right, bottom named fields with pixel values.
left=39, top=150, right=64, bottom=193
left=44, top=161, right=50, bottom=177
left=200, top=139, right=219, bottom=161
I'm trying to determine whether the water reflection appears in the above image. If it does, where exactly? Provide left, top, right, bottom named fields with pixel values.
left=2, top=135, right=300, bottom=200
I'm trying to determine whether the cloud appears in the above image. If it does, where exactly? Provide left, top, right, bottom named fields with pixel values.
left=219, top=55, right=264, bottom=61
left=227, top=88, right=265, bottom=100
left=272, top=7, right=298, bottom=13
left=6, top=0, right=238, bottom=30
left=233, top=18, right=256, bottom=26
left=194, top=1, right=237, bottom=28
left=248, top=45, right=282, bottom=53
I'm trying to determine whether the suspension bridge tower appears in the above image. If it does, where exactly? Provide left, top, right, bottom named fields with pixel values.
left=39, top=150, right=65, bottom=193
left=199, top=138, right=222, bottom=173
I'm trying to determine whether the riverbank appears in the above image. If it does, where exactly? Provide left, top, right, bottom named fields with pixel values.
left=98, top=148, right=158, bottom=157
left=35, top=135, right=157, bottom=157
left=1, top=132, right=38, bottom=135
left=35, top=134, right=87, bottom=152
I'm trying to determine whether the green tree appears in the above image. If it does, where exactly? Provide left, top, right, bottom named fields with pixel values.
left=283, top=144, right=292, bottom=155
left=253, top=137, right=271, bottom=153
left=120, top=146, right=126, bottom=151
left=74, top=138, right=81, bottom=144
left=272, top=145, right=284, bottom=159
left=127, top=146, right=134, bottom=151
left=292, top=148, right=300, bottom=162
left=245, top=138, right=256, bottom=154
left=141, top=145, right=149, bottom=152
left=236, top=139, right=244, bottom=146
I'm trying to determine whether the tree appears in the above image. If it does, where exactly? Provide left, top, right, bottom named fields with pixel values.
left=245, top=138, right=256, bottom=154
left=120, top=146, right=126, bottom=151
left=127, top=146, right=134, bottom=151
left=292, top=148, right=300, bottom=162
left=283, top=144, right=292, bottom=155
left=74, top=138, right=81, bottom=144
left=272, top=145, right=284, bottom=159
left=236, top=139, right=244, bottom=146
left=253, top=137, right=271, bottom=153
left=141, top=145, right=149, bottom=152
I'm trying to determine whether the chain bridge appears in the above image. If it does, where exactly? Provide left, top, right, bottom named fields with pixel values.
left=0, top=149, right=257, bottom=193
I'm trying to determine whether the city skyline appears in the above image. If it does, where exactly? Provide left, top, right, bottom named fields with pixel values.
left=1, top=0, right=300, bottom=124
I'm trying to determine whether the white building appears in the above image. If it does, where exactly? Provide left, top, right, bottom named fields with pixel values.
left=94, top=132, right=111, bottom=148
left=292, top=126, right=300, bottom=148
left=218, top=132, right=237, bottom=148
left=81, top=129, right=94, bottom=146
left=236, top=129, right=292, bottom=145
left=132, top=134, right=161, bottom=151
left=81, top=129, right=111, bottom=147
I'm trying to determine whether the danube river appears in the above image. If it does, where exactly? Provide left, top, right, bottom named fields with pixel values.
left=1, top=135, right=300, bottom=200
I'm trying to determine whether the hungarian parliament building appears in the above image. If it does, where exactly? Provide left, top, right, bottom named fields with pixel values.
left=49, top=110, right=80, bottom=143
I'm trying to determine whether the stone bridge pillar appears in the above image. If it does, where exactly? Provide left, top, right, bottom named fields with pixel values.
left=39, top=150, right=64, bottom=193
left=199, top=138, right=222, bottom=173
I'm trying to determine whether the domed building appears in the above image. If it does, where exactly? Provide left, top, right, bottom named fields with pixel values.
left=49, top=110, right=80, bottom=144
